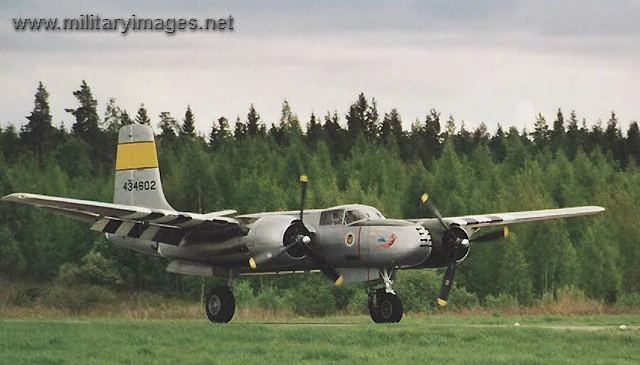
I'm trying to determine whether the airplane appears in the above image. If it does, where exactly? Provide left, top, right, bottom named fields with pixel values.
left=1, top=124, right=605, bottom=323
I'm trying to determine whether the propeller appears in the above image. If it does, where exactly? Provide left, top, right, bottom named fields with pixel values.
left=420, top=193, right=508, bottom=307
left=248, top=175, right=344, bottom=286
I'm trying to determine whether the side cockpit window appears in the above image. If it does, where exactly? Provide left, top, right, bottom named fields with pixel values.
left=319, top=209, right=345, bottom=226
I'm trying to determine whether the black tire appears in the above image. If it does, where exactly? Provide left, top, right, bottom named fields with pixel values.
left=205, top=286, right=236, bottom=323
left=368, top=295, right=384, bottom=323
left=376, top=291, right=403, bottom=323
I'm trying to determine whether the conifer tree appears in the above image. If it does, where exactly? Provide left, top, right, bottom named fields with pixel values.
left=489, top=125, right=507, bottom=161
left=158, top=112, right=179, bottom=140
left=364, top=98, right=380, bottom=140
left=65, top=80, right=101, bottom=144
left=181, top=105, right=196, bottom=137
left=551, top=108, right=566, bottom=152
left=121, top=110, right=133, bottom=125
left=605, top=111, right=625, bottom=165
left=532, top=112, right=550, bottom=149
left=380, top=108, right=403, bottom=146
left=233, top=116, right=247, bottom=140
left=472, top=122, right=489, bottom=146
left=21, top=82, right=55, bottom=155
left=411, top=108, right=441, bottom=165
left=209, top=116, right=231, bottom=148
left=306, top=112, right=323, bottom=147
left=246, top=104, right=264, bottom=137
left=345, top=93, right=368, bottom=139
left=626, top=121, right=640, bottom=164
left=135, top=103, right=151, bottom=125
left=566, top=110, right=580, bottom=158
left=323, top=111, right=347, bottom=161
left=103, top=98, right=123, bottom=134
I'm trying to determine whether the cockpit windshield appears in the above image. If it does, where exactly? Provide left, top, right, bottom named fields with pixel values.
left=344, top=207, right=384, bottom=224
left=344, top=209, right=366, bottom=224
left=320, top=206, right=385, bottom=226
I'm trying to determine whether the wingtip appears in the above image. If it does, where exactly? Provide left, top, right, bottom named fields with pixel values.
left=1, top=192, right=26, bottom=201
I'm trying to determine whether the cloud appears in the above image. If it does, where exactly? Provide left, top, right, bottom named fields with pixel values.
left=1, top=1, right=639, bottom=134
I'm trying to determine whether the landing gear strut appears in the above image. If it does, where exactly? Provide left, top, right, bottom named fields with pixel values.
left=204, top=286, right=236, bottom=323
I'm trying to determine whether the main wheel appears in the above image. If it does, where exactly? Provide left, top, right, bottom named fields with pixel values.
left=370, top=290, right=403, bottom=323
left=205, top=286, right=236, bottom=323
left=368, top=294, right=384, bottom=323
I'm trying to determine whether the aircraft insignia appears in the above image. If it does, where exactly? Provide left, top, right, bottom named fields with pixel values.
left=376, top=232, right=398, bottom=248
left=345, top=232, right=355, bottom=246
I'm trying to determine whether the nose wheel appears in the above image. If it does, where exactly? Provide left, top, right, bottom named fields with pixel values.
left=205, top=285, right=236, bottom=323
left=368, top=289, right=403, bottom=323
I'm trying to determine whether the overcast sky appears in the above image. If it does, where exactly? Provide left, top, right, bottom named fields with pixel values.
left=1, top=0, right=639, bottom=134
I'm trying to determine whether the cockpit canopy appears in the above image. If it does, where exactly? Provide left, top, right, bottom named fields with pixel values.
left=319, top=206, right=385, bottom=226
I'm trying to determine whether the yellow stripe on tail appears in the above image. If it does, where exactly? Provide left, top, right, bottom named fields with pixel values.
left=115, top=141, right=159, bottom=171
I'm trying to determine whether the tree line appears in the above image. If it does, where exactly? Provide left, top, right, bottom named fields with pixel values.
left=1, top=80, right=639, bottom=312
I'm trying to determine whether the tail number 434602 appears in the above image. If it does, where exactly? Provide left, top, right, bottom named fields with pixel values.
left=122, top=180, right=156, bottom=191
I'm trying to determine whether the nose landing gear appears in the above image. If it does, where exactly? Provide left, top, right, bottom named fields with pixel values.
left=368, top=288, right=403, bottom=323
left=367, top=268, right=403, bottom=323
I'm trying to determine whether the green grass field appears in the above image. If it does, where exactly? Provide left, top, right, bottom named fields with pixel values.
left=0, top=315, right=638, bottom=365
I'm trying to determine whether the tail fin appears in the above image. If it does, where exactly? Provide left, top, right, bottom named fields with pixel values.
left=113, top=124, right=174, bottom=210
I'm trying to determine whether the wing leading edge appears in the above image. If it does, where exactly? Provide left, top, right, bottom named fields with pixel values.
left=418, top=205, right=605, bottom=228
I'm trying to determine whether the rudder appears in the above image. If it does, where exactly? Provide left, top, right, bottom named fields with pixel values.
left=114, top=124, right=174, bottom=210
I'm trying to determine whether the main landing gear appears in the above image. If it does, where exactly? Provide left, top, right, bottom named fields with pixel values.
left=367, top=268, right=403, bottom=323
left=204, top=286, right=236, bottom=323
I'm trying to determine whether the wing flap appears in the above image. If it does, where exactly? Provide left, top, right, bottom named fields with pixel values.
left=90, top=217, right=186, bottom=245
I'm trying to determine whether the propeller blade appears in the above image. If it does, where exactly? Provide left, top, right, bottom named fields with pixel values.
left=471, top=226, right=509, bottom=243
left=248, top=242, right=295, bottom=269
left=421, top=193, right=450, bottom=232
left=298, top=244, right=344, bottom=286
left=248, top=235, right=310, bottom=269
left=317, top=258, right=344, bottom=286
left=299, top=175, right=308, bottom=222
left=437, top=261, right=457, bottom=307
left=297, top=175, right=341, bottom=285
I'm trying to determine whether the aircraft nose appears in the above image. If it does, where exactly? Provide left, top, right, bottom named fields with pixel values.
left=398, top=225, right=432, bottom=267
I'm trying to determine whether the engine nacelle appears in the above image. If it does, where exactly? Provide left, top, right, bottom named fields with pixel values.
left=418, top=225, right=470, bottom=268
left=247, top=215, right=310, bottom=260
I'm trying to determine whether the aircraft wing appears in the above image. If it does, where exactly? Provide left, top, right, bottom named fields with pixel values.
left=418, top=206, right=605, bottom=229
left=1, top=193, right=245, bottom=245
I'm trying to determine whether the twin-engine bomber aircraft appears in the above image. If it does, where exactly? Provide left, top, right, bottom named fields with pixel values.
left=2, top=125, right=605, bottom=323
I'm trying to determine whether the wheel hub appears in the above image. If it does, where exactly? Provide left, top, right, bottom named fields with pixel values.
left=207, top=295, right=221, bottom=316
left=380, top=300, right=393, bottom=319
